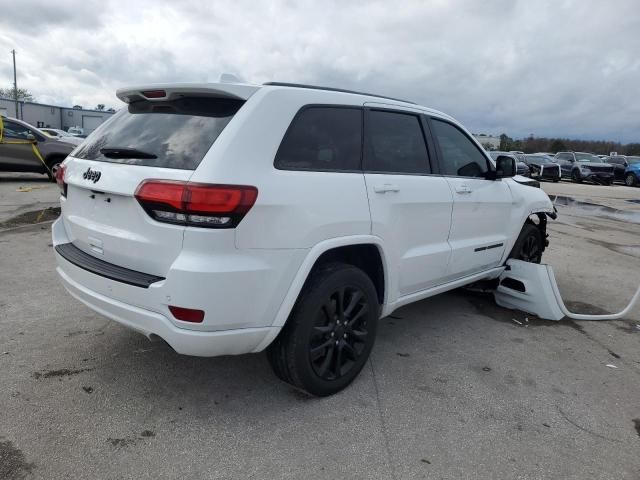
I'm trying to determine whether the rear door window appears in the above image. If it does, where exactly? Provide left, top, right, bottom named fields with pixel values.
left=72, top=97, right=244, bottom=170
left=364, top=110, right=430, bottom=174
left=274, top=107, right=362, bottom=171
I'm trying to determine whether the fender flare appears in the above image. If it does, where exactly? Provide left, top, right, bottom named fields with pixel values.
left=252, top=235, right=389, bottom=352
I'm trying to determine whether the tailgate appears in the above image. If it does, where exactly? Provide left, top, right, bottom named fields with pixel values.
left=61, top=158, right=192, bottom=276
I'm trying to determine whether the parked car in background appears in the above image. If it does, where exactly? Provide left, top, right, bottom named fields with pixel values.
left=523, top=154, right=560, bottom=182
left=40, top=128, right=84, bottom=146
left=604, top=155, right=640, bottom=183
left=553, top=151, right=614, bottom=184
left=622, top=156, right=640, bottom=186
left=0, top=115, right=74, bottom=180
left=67, top=126, right=86, bottom=138
left=489, top=151, right=530, bottom=176
left=51, top=81, right=555, bottom=396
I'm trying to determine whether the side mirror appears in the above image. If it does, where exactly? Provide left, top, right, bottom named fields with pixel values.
left=26, top=133, right=36, bottom=142
left=494, top=155, right=516, bottom=178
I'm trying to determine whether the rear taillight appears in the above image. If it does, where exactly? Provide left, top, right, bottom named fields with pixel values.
left=134, top=180, right=258, bottom=228
left=54, top=163, right=67, bottom=197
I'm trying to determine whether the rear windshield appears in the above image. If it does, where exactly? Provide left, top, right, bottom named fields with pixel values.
left=73, top=97, right=244, bottom=169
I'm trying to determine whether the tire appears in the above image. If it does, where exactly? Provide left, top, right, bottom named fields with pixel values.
left=267, top=263, right=379, bottom=396
left=626, top=173, right=637, bottom=187
left=553, top=178, right=560, bottom=183
left=508, top=223, right=543, bottom=264
left=46, top=157, right=64, bottom=182
left=571, top=170, right=582, bottom=183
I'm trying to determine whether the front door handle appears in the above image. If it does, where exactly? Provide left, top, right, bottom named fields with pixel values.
left=455, top=184, right=472, bottom=194
left=373, top=184, right=400, bottom=193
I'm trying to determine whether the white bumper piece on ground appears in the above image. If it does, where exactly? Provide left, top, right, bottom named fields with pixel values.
left=495, top=259, right=640, bottom=321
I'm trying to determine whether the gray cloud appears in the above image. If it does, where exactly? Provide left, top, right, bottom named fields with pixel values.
left=0, top=0, right=639, bottom=141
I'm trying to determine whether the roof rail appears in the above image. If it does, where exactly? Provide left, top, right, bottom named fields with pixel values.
left=263, top=82, right=416, bottom=105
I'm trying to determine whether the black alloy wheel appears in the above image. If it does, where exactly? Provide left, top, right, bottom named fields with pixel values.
left=509, top=223, right=543, bottom=264
left=309, top=286, right=369, bottom=381
left=519, top=234, right=541, bottom=262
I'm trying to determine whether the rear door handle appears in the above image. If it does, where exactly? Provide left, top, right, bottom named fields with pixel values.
left=373, top=184, right=400, bottom=193
left=455, top=184, right=472, bottom=194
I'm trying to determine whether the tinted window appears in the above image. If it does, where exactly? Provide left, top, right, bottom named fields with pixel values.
left=73, top=97, right=244, bottom=170
left=364, top=110, right=429, bottom=174
left=2, top=120, right=32, bottom=139
left=275, top=107, right=362, bottom=171
left=431, top=119, right=488, bottom=177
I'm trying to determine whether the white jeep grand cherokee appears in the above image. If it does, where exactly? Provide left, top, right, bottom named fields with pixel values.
left=52, top=81, right=555, bottom=396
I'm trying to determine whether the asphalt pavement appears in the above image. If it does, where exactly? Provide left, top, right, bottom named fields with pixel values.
left=1, top=174, right=639, bottom=479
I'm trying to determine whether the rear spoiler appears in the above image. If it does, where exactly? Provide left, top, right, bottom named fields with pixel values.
left=116, top=82, right=260, bottom=103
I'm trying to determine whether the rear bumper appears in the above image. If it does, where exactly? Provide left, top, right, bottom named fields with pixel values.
left=57, top=265, right=275, bottom=356
left=52, top=217, right=304, bottom=356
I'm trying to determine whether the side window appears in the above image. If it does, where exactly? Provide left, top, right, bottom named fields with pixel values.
left=364, top=110, right=430, bottom=174
left=431, top=119, right=488, bottom=177
left=274, top=107, right=362, bottom=171
left=2, top=120, right=31, bottom=139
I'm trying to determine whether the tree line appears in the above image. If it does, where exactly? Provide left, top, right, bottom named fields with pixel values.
left=498, top=134, right=640, bottom=156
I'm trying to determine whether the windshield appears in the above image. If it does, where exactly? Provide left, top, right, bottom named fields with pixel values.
left=73, top=96, right=244, bottom=169
left=575, top=153, right=602, bottom=163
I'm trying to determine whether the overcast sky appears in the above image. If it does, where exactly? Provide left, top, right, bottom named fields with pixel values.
left=0, top=0, right=638, bottom=142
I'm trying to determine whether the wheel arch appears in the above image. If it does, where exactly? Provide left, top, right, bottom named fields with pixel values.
left=501, top=209, right=553, bottom=265
left=271, top=236, right=389, bottom=330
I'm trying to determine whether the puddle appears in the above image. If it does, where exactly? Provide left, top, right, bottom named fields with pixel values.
left=0, top=207, right=60, bottom=229
left=548, top=195, right=640, bottom=224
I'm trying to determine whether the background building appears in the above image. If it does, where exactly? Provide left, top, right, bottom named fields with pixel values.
left=0, top=97, right=115, bottom=134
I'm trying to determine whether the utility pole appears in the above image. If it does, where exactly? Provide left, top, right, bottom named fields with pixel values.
left=11, top=49, right=18, bottom=118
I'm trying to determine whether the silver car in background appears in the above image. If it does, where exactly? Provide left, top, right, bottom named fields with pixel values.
left=40, top=128, right=84, bottom=146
